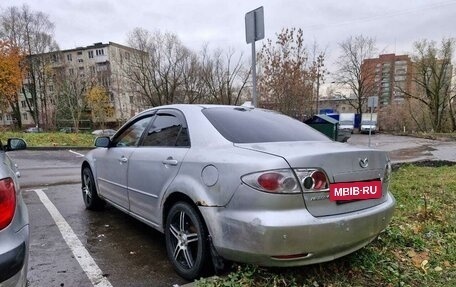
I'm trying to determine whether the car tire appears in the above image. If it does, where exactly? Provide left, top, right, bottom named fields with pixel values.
left=165, top=202, right=210, bottom=280
left=81, top=167, right=105, bottom=210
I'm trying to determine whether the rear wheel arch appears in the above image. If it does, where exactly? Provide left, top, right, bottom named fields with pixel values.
left=163, top=192, right=203, bottom=228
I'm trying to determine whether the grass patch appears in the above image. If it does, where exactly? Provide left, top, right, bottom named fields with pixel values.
left=196, top=164, right=456, bottom=287
left=0, top=132, right=95, bottom=147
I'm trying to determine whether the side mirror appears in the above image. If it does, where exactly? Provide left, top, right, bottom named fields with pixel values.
left=95, top=137, right=111, bottom=148
left=6, top=138, right=27, bottom=151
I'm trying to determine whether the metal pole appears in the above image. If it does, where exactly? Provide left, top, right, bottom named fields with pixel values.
left=252, top=40, right=257, bottom=107
left=368, top=108, right=373, bottom=147
left=315, top=74, right=320, bottom=114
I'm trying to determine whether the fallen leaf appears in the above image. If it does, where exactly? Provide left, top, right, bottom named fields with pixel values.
left=434, top=266, right=443, bottom=272
left=421, top=260, right=429, bottom=273
left=407, top=250, right=417, bottom=258
left=411, top=251, right=430, bottom=269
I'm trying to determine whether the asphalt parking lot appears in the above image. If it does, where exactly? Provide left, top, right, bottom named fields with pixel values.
left=8, top=133, right=456, bottom=286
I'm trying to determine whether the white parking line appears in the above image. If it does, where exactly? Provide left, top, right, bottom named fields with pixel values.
left=69, top=149, right=85, bottom=157
left=33, top=189, right=113, bottom=287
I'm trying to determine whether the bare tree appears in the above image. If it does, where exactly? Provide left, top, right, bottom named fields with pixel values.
left=125, top=28, right=192, bottom=107
left=180, top=51, right=208, bottom=104
left=200, top=47, right=250, bottom=105
left=449, top=68, right=456, bottom=131
left=0, top=4, right=58, bottom=128
left=124, top=28, right=250, bottom=107
left=399, top=38, right=455, bottom=132
left=335, top=35, right=377, bottom=116
left=54, top=62, right=94, bottom=131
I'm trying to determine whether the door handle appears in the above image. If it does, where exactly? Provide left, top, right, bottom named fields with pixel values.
left=119, top=156, right=128, bottom=163
left=162, top=157, right=178, bottom=166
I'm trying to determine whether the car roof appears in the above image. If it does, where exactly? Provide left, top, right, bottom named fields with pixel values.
left=138, top=104, right=253, bottom=116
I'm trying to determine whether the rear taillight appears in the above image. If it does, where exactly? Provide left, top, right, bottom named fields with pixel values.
left=242, top=169, right=300, bottom=193
left=299, top=170, right=329, bottom=192
left=242, top=168, right=329, bottom=194
left=0, top=178, right=16, bottom=230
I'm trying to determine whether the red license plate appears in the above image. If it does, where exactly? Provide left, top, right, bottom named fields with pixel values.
left=329, top=180, right=382, bottom=201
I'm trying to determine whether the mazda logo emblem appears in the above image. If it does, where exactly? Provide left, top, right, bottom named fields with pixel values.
left=359, top=158, right=369, bottom=168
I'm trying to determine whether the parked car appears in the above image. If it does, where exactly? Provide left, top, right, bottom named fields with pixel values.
left=81, top=105, right=395, bottom=280
left=91, top=129, right=116, bottom=137
left=24, top=127, right=43, bottom=133
left=59, top=127, right=74, bottom=133
left=0, top=138, right=29, bottom=287
left=360, top=113, right=378, bottom=134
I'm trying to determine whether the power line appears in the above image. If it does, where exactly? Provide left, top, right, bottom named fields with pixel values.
left=301, top=0, right=456, bottom=31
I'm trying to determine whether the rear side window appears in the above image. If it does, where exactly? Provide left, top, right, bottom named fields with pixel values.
left=202, top=107, right=330, bottom=143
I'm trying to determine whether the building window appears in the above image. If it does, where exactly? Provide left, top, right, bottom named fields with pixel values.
left=125, top=52, right=130, bottom=60
left=77, top=51, right=83, bottom=55
left=67, top=54, right=72, bottom=61
left=96, top=49, right=104, bottom=56
left=21, top=100, right=27, bottom=108
left=69, top=68, right=74, bottom=76
left=90, top=66, right=95, bottom=73
left=22, top=113, right=28, bottom=121
left=78, top=59, right=84, bottom=63
left=49, top=85, right=54, bottom=92
left=6, top=115, right=12, bottom=121
left=88, top=50, right=94, bottom=58
left=79, top=67, right=85, bottom=78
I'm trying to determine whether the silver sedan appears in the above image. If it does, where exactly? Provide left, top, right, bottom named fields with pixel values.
left=0, top=138, right=29, bottom=287
left=81, top=104, right=395, bottom=280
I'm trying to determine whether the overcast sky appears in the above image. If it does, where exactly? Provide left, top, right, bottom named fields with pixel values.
left=1, top=0, right=455, bottom=73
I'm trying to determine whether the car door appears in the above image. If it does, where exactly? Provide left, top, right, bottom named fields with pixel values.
left=128, top=109, right=190, bottom=225
left=95, top=115, right=153, bottom=209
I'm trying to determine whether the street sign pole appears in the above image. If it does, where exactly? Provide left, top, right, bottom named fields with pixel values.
left=251, top=40, right=257, bottom=107
left=368, top=107, right=373, bottom=147
left=245, top=7, right=264, bottom=108
left=367, top=96, right=378, bottom=148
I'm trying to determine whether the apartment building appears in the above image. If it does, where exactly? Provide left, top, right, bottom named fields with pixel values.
left=362, top=53, right=414, bottom=107
left=1, top=42, right=144, bottom=129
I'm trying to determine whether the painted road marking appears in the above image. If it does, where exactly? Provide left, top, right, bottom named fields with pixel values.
left=33, top=189, right=113, bottom=287
left=69, top=149, right=85, bottom=157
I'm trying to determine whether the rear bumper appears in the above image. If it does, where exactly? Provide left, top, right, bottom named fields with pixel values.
left=0, top=195, right=29, bottom=287
left=0, top=225, right=29, bottom=286
left=200, top=192, right=395, bottom=266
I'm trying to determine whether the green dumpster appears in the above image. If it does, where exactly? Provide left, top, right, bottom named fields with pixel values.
left=304, top=114, right=339, bottom=141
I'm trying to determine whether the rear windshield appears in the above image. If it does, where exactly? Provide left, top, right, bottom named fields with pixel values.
left=202, top=107, right=330, bottom=143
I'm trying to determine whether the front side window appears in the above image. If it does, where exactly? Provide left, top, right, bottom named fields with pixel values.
left=114, top=116, right=152, bottom=147
left=142, top=112, right=189, bottom=147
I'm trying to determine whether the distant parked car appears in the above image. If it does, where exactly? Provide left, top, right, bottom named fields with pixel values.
left=91, top=129, right=116, bottom=137
left=0, top=138, right=29, bottom=287
left=59, top=127, right=74, bottom=133
left=24, top=127, right=43, bottom=133
left=81, top=104, right=395, bottom=280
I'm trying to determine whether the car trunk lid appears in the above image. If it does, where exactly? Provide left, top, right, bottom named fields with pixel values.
left=235, top=141, right=389, bottom=217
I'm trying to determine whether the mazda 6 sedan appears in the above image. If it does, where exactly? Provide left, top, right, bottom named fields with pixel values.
left=81, top=104, right=395, bottom=280
left=0, top=138, right=28, bottom=287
